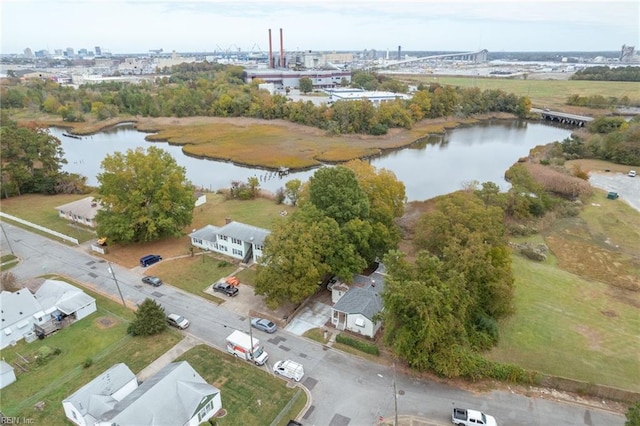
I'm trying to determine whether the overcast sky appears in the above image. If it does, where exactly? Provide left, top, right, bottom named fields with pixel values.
left=1, top=0, right=638, bottom=55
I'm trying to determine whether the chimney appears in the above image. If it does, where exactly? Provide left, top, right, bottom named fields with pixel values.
left=398, top=45, right=401, bottom=61
left=279, top=28, right=285, bottom=68
left=268, top=29, right=273, bottom=68
left=225, top=217, right=232, bottom=224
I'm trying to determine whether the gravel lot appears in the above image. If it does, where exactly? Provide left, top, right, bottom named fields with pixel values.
left=589, top=170, right=640, bottom=212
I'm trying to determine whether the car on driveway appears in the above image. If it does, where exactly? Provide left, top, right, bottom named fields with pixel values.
left=167, top=313, right=189, bottom=329
left=251, top=318, right=277, bottom=333
left=142, top=275, right=163, bottom=287
left=629, top=170, right=637, bottom=177
left=212, top=282, right=239, bottom=297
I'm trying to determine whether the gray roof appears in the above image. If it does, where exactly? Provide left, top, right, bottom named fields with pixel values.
left=189, top=224, right=219, bottom=242
left=99, top=361, right=219, bottom=425
left=63, top=363, right=136, bottom=422
left=190, top=222, right=271, bottom=246
left=0, top=289, right=42, bottom=327
left=332, top=287, right=382, bottom=321
left=34, top=280, right=95, bottom=315
left=54, top=196, right=101, bottom=220
left=1, top=360, right=14, bottom=374
left=352, top=272, right=385, bottom=293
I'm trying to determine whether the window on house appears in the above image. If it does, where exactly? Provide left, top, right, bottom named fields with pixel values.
left=220, top=235, right=228, bottom=241
left=232, top=248, right=243, bottom=256
left=232, top=238, right=241, bottom=245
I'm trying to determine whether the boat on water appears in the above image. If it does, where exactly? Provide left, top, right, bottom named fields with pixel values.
left=62, top=132, right=82, bottom=139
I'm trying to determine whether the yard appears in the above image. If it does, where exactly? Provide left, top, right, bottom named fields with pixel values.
left=176, top=345, right=307, bottom=426
left=0, top=278, right=182, bottom=425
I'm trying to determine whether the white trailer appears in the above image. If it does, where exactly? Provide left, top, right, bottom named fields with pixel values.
left=225, top=330, right=269, bottom=365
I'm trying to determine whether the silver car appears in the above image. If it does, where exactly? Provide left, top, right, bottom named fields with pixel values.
left=251, top=318, right=277, bottom=333
left=167, top=313, right=189, bottom=329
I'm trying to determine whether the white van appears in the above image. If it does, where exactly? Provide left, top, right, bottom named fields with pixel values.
left=273, top=359, right=304, bottom=382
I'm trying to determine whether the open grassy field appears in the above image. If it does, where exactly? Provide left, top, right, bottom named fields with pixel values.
left=0, top=277, right=182, bottom=425
left=0, top=193, right=97, bottom=243
left=486, top=189, right=640, bottom=391
left=176, top=344, right=306, bottom=426
left=395, top=75, right=639, bottom=111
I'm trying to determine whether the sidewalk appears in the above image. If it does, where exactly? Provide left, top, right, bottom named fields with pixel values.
left=137, top=333, right=202, bottom=381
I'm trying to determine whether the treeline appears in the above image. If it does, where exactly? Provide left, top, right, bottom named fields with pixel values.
left=570, top=66, right=640, bottom=82
left=0, top=65, right=531, bottom=135
left=0, top=114, right=88, bottom=198
left=566, top=94, right=637, bottom=109
left=559, top=117, right=640, bottom=166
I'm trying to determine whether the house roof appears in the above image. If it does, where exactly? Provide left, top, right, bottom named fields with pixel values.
left=99, top=361, right=219, bottom=425
left=54, top=196, right=101, bottom=220
left=218, top=221, right=270, bottom=245
left=190, top=222, right=271, bottom=246
left=0, top=289, right=42, bottom=328
left=34, top=280, right=95, bottom=315
left=332, top=287, right=382, bottom=321
left=63, top=363, right=136, bottom=421
left=0, top=360, right=15, bottom=374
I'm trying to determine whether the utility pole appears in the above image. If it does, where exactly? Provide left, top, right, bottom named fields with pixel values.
left=0, top=223, right=15, bottom=256
left=248, top=316, right=255, bottom=362
left=108, top=262, right=126, bottom=307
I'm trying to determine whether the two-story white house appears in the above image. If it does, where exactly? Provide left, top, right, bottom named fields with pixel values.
left=189, top=220, right=270, bottom=264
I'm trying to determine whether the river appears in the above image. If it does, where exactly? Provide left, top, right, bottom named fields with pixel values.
left=50, top=120, right=572, bottom=202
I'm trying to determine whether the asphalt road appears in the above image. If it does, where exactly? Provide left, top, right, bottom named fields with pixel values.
left=0, top=222, right=626, bottom=426
left=589, top=171, right=640, bottom=212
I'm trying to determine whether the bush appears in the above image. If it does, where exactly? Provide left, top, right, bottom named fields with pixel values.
left=83, top=357, right=93, bottom=368
left=335, top=334, right=380, bottom=355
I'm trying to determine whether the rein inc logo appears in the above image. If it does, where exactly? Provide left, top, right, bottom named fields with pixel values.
left=0, top=414, right=35, bottom=424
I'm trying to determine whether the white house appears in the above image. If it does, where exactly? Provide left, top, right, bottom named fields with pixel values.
left=63, top=361, right=222, bottom=426
left=331, top=271, right=385, bottom=339
left=0, top=360, right=17, bottom=389
left=189, top=221, right=270, bottom=264
left=55, top=197, right=102, bottom=228
left=327, top=89, right=412, bottom=106
left=0, top=280, right=97, bottom=349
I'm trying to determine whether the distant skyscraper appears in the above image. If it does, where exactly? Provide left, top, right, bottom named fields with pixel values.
left=95, top=46, right=102, bottom=56
left=66, top=47, right=74, bottom=57
left=23, top=48, right=34, bottom=58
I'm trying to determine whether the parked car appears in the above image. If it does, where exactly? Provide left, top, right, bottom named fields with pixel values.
left=166, top=313, right=189, bottom=329
left=452, top=408, right=497, bottom=426
left=273, top=359, right=304, bottom=382
left=251, top=318, right=277, bottom=333
left=629, top=170, right=637, bottom=177
left=212, top=282, right=239, bottom=297
left=140, top=254, right=162, bottom=267
left=142, top=275, right=163, bottom=287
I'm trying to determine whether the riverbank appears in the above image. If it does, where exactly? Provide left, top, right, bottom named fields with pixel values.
left=24, top=112, right=518, bottom=171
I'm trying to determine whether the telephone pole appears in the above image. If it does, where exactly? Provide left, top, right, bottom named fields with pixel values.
left=108, top=262, right=126, bottom=307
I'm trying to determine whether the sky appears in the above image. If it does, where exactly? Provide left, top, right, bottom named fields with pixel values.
left=1, top=0, right=639, bottom=55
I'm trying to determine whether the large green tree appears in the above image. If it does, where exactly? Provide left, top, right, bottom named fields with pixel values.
left=381, top=250, right=469, bottom=371
left=127, top=298, right=167, bottom=336
left=308, top=166, right=370, bottom=226
left=0, top=116, right=67, bottom=198
left=96, top=146, right=195, bottom=243
left=255, top=204, right=364, bottom=307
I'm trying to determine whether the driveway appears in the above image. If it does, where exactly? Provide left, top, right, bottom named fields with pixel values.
left=589, top=171, right=640, bottom=212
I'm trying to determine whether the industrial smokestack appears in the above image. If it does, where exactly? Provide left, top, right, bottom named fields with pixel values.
left=268, top=29, right=273, bottom=68
left=398, top=45, right=401, bottom=61
left=279, top=28, right=285, bottom=68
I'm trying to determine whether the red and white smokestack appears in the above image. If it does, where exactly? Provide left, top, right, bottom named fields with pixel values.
left=279, top=28, right=285, bottom=68
left=268, top=29, right=273, bottom=68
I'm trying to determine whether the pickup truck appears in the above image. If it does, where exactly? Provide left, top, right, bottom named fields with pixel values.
left=452, top=408, right=497, bottom=426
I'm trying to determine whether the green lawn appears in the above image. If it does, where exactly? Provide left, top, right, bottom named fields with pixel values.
left=151, top=254, right=237, bottom=303
left=396, top=75, right=639, bottom=110
left=0, top=193, right=97, bottom=243
left=176, top=345, right=306, bottom=425
left=487, top=255, right=640, bottom=391
left=0, top=279, right=182, bottom=425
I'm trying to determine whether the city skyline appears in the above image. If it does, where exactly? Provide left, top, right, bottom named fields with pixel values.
left=1, top=0, right=639, bottom=55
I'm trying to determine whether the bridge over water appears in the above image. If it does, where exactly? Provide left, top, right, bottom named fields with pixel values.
left=531, top=108, right=593, bottom=127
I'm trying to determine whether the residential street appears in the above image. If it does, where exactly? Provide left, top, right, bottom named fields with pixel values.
left=1, top=221, right=626, bottom=426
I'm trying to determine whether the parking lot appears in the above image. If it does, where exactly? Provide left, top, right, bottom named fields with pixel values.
left=589, top=170, right=640, bottom=212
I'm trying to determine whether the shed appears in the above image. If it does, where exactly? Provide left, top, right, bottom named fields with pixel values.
left=0, top=360, right=17, bottom=389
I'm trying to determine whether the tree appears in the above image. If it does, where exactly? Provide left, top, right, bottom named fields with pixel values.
left=96, top=146, right=195, bottom=243
left=299, top=77, right=313, bottom=94
left=380, top=250, right=469, bottom=371
left=255, top=204, right=364, bottom=307
left=0, top=116, right=67, bottom=198
left=626, top=401, right=640, bottom=426
left=284, top=179, right=303, bottom=206
left=308, top=166, right=370, bottom=226
left=127, top=298, right=167, bottom=336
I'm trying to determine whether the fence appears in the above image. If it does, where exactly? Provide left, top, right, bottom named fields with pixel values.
left=0, top=212, right=79, bottom=245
